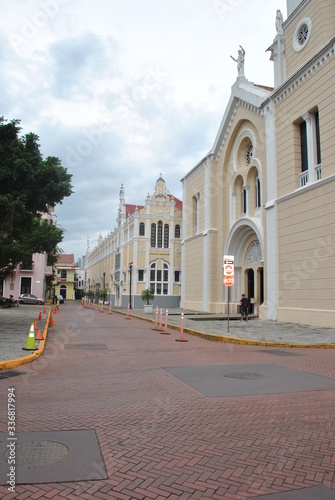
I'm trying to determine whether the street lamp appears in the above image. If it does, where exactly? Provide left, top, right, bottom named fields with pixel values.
left=128, top=262, right=133, bottom=309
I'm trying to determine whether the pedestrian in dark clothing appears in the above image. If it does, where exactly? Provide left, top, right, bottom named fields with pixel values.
left=240, top=294, right=248, bottom=321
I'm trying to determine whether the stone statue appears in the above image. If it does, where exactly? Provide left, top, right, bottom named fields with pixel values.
left=230, top=45, right=245, bottom=77
left=276, top=9, right=284, bottom=35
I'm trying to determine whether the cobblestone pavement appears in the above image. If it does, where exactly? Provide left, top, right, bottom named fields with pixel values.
left=0, top=302, right=335, bottom=499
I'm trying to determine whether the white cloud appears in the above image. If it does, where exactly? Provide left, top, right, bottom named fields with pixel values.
left=0, top=0, right=287, bottom=260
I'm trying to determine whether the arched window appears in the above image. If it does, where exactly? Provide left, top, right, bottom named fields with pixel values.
left=255, top=175, right=261, bottom=208
left=61, top=269, right=66, bottom=279
left=151, top=224, right=156, bottom=247
left=175, top=224, right=180, bottom=238
left=150, top=261, right=169, bottom=295
left=157, top=221, right=163, bottom=248
left=139, top=222, right=145, bottom=236
left=164, top=224, right=169, bottom=248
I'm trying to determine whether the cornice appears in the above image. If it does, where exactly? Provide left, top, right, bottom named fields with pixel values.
left=276, top=173, right=335, bottom=205
left=282, top=0, right=310, bottom=29
left=271, top=38, right=335, bottom=106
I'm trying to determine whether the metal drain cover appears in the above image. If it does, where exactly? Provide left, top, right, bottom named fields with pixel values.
left=0, top=371, right=24, bottom=380
left=224, top=371, right=265, bottom=380
left=260, top=349, right=303, bottom=357
left=3, top=440, right=69, bottom=469
left=65, top=343, right=108, bottom=350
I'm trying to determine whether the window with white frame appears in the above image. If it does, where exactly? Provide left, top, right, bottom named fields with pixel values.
left=299, top=110, right=321, bottom=187
left=150, top=261, right=169, bottom=295
left=150, top=221, right=169, bottom=248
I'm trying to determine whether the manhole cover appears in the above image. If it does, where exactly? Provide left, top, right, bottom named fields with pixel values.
left=3, top=440, right=69, bottom=469
left=65, top=344, right=108, bottom=350
left=0, top=371, right=24, bottom=380
left=260, top=349, right=303, bottom=357
left=224, top=371, right=265, bottom=380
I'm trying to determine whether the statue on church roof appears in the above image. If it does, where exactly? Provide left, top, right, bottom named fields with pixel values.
left=276, top=9, right=284, bottom=35
left=230, top=45, right=245, bottom=78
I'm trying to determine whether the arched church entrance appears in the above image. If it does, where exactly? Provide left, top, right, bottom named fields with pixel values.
left=224, top=221, right=264, bottom=315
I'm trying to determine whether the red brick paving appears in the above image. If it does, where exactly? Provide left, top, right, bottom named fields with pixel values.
left=1, top=302, right=335, bottom=499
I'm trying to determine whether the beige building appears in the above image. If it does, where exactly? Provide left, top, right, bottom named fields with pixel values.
left=181, top=0, right=335, bottom=328
left=85, top=175, right=182, bottom=308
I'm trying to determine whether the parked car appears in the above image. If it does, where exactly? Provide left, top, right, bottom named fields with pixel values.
left=19, top=294, right=45, bottom=305
left=0, top=296, right=14, bottom=308
left=55, top=294, right=64, bottom=304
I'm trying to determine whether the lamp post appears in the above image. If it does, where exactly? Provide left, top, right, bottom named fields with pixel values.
left=128, top=262, right=133, bottom=309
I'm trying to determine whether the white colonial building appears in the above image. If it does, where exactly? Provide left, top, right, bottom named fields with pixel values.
left=85, top=175, right=182, bottom=309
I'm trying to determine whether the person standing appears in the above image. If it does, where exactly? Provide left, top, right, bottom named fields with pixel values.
left=240, top=294, right=249, bottom=321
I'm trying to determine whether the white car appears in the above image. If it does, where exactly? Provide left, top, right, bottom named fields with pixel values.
left=19, top=294, right=45, bottom=305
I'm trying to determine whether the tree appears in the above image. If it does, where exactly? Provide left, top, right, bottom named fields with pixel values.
left=141, top=288, right=154, bottom=305
left=0, top=117, right=73, bottom=279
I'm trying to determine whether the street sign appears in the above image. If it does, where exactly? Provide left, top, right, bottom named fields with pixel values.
left=223, top=255, right=234, bottom=276
left=224, top=276, right=234, bottom=287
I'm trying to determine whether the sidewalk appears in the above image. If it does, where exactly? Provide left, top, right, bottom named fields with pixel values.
left=1, top=304, right=335, bottom=367
left=121, top=307, right=335, bottom=348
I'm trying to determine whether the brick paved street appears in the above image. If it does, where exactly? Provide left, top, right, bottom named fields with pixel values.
left=1, top=302, right=335, bottom=499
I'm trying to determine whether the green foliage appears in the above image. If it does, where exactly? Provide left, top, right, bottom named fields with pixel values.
left=141, top=288, right=154, bottom=305
left=0, top=116, right=73, bottom=279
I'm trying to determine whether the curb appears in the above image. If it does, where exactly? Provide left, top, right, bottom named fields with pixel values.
left=110, top=308, right=335, bottom=349
left=0, top=307, right=52, bottom=370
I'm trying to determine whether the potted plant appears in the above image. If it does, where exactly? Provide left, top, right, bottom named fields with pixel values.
left=141, top=288, right=154, bottom=313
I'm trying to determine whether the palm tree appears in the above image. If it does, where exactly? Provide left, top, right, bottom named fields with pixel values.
left=141, top=288, right=154, bottom=305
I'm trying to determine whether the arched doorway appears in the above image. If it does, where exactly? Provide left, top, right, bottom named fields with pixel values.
left=224, top=220, right=264, bottom=315
left=60, top=285, right=67, bottom=299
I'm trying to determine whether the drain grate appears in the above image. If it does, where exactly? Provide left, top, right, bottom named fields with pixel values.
left=65, top=343, right=108, bottom=350
left=224, top=371, right=265, bottom=380
left=260, top=349, right=303, bottom=357
left=3, top=440, right=69, bottom=469
left=0, top=371, right=24, bottom=380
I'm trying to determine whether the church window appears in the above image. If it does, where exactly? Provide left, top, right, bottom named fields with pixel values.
left=255, top=175, right=261, bottom=208
left=299, top=110, right=321, bottom=186
left=139, top=222, right=145, bottom=236
left=151, top=224, right=156, bottom=247
left=293, top=17, right=312, bottom=52
left=150, top=261, right=169, bottom=295
left=175, top=224, right=180, bottom=238
left=164, top=224, right=169, bottom=248
left=246, top=142, right=253, bottom=165
left=157, top=221, right=163, bottom=248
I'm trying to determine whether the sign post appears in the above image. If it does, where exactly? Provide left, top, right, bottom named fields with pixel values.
left=223, top=255, right=234, bottom=333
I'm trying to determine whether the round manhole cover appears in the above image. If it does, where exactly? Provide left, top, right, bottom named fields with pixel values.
left=3, top=440, right=69, bottom=469
left=224, top=371, right=265, bottom=380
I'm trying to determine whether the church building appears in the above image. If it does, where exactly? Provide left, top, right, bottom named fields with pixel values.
left=181, top=0, right=335, bottom=328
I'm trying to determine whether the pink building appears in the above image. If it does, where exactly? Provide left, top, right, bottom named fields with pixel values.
left=0, top=209, right=55, bottom=301
left=0, top=252, right=53, bottom=301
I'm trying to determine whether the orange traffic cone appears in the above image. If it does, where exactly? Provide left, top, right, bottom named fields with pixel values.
left=34, top=318, right=37, bottom=330
left=43, top=307, right=46, bottom=314
left=38, top=312, right=42, bottom=321
left=35, top=329, right=44, bottom=340
left=54, top=307, right=57, bottom=314
left=49, top=316, right=54, bottom=327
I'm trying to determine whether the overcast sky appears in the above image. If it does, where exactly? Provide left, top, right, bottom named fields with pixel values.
left=1, top=0, right=287, bottom=262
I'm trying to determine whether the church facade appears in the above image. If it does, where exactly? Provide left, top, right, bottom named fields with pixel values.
left=181, top=0, right=335, bottom=328
left=84, top=176, right=182, bottom=309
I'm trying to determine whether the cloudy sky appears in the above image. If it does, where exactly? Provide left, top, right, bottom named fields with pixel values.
left=1, top=0, right=287, bottom=262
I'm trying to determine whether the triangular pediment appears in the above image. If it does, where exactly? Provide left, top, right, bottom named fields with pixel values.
left=211, top=78, right=272, bottom=157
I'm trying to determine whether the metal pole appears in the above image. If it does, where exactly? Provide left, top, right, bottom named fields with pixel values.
left=227, top=286, right=230, bottom=333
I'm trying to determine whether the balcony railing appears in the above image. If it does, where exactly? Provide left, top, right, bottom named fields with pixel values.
left=315, top=163, right=322, bottom=180
left=299, top=170, right=308, bottom=187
